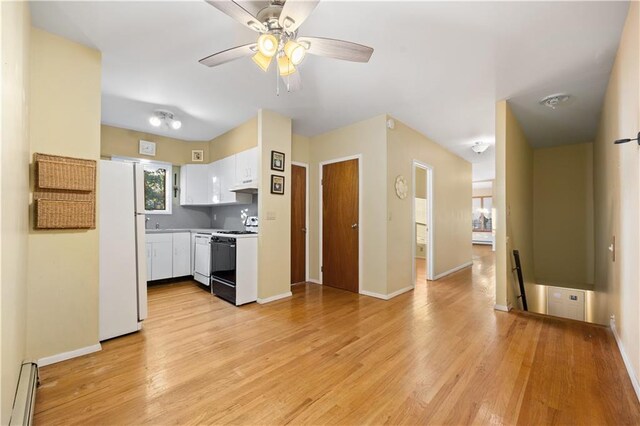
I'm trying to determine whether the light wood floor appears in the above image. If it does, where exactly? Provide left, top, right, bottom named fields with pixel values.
left=34, top=246, right=640, bottom=425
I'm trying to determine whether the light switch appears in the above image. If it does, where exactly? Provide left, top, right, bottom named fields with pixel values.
left=266, top=211, right=276, bottom=220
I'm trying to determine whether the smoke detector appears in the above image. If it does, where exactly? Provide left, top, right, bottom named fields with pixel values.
left=539, top=93, right=571, bottom=109
left=471, top=141, right=490, bottom=154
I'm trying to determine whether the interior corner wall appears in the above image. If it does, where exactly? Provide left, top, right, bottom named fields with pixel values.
left=593, top=0, right=640, bottom=380
left=0, top=2, right=31, bottom=422
left=209, top=116, right=258, bottom=163
left=26, top=28, right=102, bottom=360
left=533, top=143, right=595, bottom=288
left=101, top=125, right=210, bottom=165
left=495, top=101, right=508, bottom=308
left=257, top=110, right=292, bottom=299
left=307, top=115, right=388, bottom=295
left=495, top=101, right=535, bottom=310
left=386, top=117, right=472, bottom=293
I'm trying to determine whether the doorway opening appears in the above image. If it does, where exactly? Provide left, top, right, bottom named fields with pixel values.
left=412, top=161, right=434, bottom=285
left=291, top=162, right=308, bottom=285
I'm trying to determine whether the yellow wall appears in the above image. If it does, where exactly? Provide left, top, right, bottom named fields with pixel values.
left=593, top=1, right=640, bottom=376
left=495, top=101, right=535, bottom=310
left=495, top=101, right=508, bottom=308
left=533, top=143, right=594, bottom=288
left=292, top=133, right=311, bottom=164
left=415, top=167, right=426, bottom=198
left=308, top=115, right=388, bottom=294
left=209, top=116, right=257, bottom=162
left=0, top=2, right=30, bottom=422
left=386, top=118, right=472, bottom=292
left=101, top=125, right=210, bottom=164
left=26, top=28, right=102, bottom=360
left=257, top=110, right=292, bottom=299
left=505, top=103, right=535, bottom=310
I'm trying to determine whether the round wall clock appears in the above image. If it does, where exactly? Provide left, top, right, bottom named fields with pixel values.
left=395, top=175, right=408, bottom=199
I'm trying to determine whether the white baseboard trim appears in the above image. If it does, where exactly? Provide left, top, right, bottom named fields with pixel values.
left=360, top=286, right=414, bottom=301
left=359, top=290, right=388, bottom=300
left=37, top=343, right=102, bottom=367
left=308, top=279, right=322, bottom=285
left=434, top=261, right=473, bottom=280
left=611, top=319, right=640, bottom=402
left=494, top=304, right=511, bottom=312
left=257, top=291, right=293, bottom=304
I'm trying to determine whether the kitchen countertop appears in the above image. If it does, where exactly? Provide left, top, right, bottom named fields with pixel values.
left=145, top=228, right=258, bottom=238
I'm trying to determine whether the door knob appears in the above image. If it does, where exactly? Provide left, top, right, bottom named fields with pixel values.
left=351, top=223, right=358, bottom=229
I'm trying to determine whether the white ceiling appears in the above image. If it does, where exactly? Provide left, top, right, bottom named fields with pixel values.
left=30, top=1, right=629, bottom=180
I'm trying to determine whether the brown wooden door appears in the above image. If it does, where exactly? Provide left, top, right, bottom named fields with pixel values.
left=322, top=159, right=359, bottom=292
left=291, top=164, right=306, bottom=284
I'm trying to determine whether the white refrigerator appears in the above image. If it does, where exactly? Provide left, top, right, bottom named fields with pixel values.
left=99, top=160, right=148, bottom=341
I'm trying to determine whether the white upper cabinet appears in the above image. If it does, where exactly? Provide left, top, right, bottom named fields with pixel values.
left=180, top=164, right=211, bottom=205
left=235, top=147, right=258, bottom=187
left=180, top=150, right=254, bottom=206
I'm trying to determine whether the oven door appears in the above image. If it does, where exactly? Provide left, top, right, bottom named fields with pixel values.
left=211, top=239, right=236, bottom=286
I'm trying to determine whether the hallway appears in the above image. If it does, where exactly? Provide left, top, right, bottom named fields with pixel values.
left=33, top=245, right=639, bottom=424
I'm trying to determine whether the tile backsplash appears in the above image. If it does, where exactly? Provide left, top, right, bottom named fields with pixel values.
left=211, top=195, right=258, bottom=230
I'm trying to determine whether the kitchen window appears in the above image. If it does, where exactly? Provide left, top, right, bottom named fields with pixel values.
left=111, top=156, right=173, bottom=215
left=143, top=162, right=172, bottom=215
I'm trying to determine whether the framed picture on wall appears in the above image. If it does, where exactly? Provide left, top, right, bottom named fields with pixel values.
left=271, top=150, right=285, bottom=171
left=271, top=175, right=285, bottom=195
left=192, top=150, right=204, bottom=162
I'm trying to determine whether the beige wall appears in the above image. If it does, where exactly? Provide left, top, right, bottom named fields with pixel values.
left=27, top=28, right=102, bottom=360
left=101, top=125, right=209, bottom=165
left=495, top=101, right=535, bottom=310
left=0, top=2, right=30, bottom=422
left=387, top=118, right=472, bottom=292
left=292, top=133, right=310, bottom=164
left=593, top=1, right=640, bottom=377
left=533, top=143, right=594, bottom=288
left=210, top=116, right=257, bottom=162
left=257, top=110, right=292, bottom=299
left=308, top=115, right=389, bottom=294
left=495, top=101, right=508, bottom=308
left=415, top=166, right=426, bottom=198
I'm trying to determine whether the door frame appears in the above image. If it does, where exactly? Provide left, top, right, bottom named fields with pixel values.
left=291, top=161, right=309, bottom=283
left=412, top=160, right=435, bottom=283
left=318, top=154, right=363, bottom=294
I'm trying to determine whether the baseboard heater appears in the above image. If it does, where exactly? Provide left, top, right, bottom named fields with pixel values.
left=9, top=362, right=38, bottom=426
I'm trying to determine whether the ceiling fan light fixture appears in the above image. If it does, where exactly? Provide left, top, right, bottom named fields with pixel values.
left=284, top=40, right=306, bottom=65
left=252, top=51, right=273, bottom=72
left=257, top=33, right=278, bottom=57
left=278, top=55, right=296, bottom=76
left=171, top=120, right=182, bottom=130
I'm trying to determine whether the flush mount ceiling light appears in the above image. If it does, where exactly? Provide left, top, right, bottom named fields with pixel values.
left=199, top=0, right=374, bottom=95
left=539, top=93, right=571, bottom=109
left=149, top=110, right=182, bottom=130
left=472, top=141, right=490, bottom=154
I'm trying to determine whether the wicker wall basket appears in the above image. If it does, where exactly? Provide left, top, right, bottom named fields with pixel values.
left=33, top=153, right=97, bottom=230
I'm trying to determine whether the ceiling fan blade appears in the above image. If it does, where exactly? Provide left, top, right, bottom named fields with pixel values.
left=281, top=70, right=302, bottom=92
left=298, top=37, right=373, bottom=63
left=279, top=0, right=320, bottom=32
left=199, top=43, right=257, bottom=67
left=205, top=1, right=267, bottom=32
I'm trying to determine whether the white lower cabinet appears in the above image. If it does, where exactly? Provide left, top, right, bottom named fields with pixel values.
left=147, top=232, right=192, bottom=281
left=172, top=232, right=191, bottom=277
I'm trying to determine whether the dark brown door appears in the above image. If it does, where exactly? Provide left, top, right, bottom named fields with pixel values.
left=322, top=159, right=359, bottom=292
left=291, top=164, right=306, bottom=284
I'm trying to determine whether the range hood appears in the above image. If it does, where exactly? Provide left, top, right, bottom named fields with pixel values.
left=230, top=182, right=258, bottom=194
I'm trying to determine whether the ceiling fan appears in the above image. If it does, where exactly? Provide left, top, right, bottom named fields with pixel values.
left=199, top=0, right=374, bottom=93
